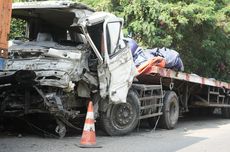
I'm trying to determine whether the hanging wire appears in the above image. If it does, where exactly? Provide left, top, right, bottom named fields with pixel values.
left=16, top=116, right=59, bottom=138
left=151, top=77, right=164, bottom=132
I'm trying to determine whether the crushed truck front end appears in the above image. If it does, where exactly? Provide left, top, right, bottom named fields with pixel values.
left=0, top=1, right=137, bottom=137
left=0, top=1, right=98, bottom=137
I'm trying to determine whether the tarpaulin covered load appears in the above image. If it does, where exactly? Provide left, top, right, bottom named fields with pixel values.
left=144, top=47, right=184, bottom=71
left=124, top=38, right=184, bottom=74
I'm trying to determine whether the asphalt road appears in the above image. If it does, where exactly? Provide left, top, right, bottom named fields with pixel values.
left=1, top=115, right=230, bottom=152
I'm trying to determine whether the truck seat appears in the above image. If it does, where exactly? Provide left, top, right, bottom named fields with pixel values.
left=36, top=33, right=53, bottom=42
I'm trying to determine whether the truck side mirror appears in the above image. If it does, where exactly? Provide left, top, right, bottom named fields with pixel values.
left=105, top=22, right=122, bottom=56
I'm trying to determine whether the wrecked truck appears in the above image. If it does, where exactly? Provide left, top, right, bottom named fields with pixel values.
left=4, top=1, right=230, bottom=138
left=0, top=1, right=138, bottom=137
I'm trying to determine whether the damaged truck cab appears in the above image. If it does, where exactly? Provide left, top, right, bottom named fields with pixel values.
left=0, top=1, right=137, bottom=137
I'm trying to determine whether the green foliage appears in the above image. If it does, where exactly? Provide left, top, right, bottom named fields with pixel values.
left=120, top=0, right=230, bottom=81
left=9, top=18, right=26, bottom=40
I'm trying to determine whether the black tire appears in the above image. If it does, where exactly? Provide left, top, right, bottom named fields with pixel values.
left=221, top=97, right=230, bottom=118
left=100, top=90, right=140, bottom=136
left=222, top=108, right=230, bottom=118
left=159, top=91, right=179, bottom=129
left=221, top=108, right=230, bottom=119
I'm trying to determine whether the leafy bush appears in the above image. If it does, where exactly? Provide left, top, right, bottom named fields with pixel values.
left=9, top=18, right=26, bottom=40
left=120, top=0, right=230, bottom=81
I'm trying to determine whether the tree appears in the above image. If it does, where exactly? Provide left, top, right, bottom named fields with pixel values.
left=120, top=0, right=230, bottom=81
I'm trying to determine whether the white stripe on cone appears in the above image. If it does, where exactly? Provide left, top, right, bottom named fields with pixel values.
left=86, top=112, right=94, bottom=119
left=83, top=123, right=95, bottom=131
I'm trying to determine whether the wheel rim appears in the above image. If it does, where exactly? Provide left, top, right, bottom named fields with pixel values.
left=111, top=102, right=136, bottom=130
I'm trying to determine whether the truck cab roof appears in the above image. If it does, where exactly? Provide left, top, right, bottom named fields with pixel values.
left=12, top=1, right=94, bottom=10
left=12, top=1, right=94, bottom=29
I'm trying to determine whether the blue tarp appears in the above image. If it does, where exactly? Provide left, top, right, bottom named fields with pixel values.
left=132, top=47, right=148, bottom=67
left=132, top=47, right=184, bottom=71
left=144, top=47, right=184, bottom=71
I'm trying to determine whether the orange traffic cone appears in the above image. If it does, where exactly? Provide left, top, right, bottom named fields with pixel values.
left=78, top=101, right=101, bottom=148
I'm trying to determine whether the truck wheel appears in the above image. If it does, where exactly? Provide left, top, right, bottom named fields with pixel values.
left=100, top=90, right=140, bottom=136
left=221, top=108, right=230, bottom=118
left=159, top=91, right=179, bottom=129
left=222, top=98, right=230, bottom=118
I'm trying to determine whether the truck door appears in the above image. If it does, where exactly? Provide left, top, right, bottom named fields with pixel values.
left=101, top=20, right=137, bottom=103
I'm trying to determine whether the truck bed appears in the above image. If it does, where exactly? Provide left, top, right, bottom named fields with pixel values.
left=136, top=65, right=230, bottom=109
left=138, top=66, right=230, bottom=90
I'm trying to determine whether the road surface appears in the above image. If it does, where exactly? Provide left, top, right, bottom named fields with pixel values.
left=1, top=115, right=230, bottom=152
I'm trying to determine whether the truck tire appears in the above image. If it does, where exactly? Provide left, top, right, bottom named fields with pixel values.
left=221, top=108, right=230, bottom=118
left=159, top=91, right=179, bottom=129
left=100, top=90, right=140, bottom=136
left=222, top=98, right=230, bottom=118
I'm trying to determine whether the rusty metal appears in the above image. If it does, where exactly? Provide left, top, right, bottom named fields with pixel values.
left=132, top=84, right=163, bottom=120
left=145, top=66, right=230, bottom=89
left=0, top=0, right=12, bottom=58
